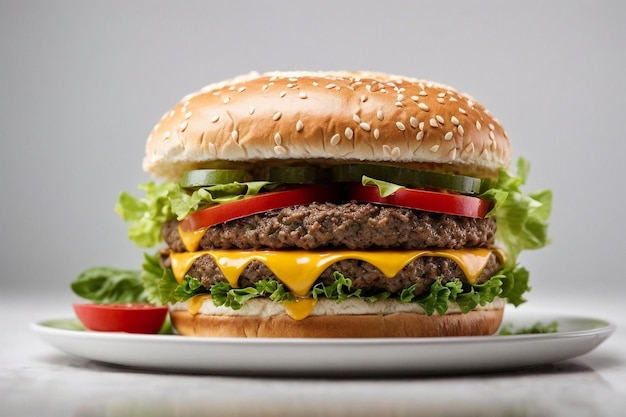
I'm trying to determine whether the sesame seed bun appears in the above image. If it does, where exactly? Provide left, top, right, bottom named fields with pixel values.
left=144, top=71, right=511, bottom=181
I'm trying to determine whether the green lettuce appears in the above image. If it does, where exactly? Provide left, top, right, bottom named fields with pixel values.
left=115, top=181, right=276, bottom=248
left=70, top=265, right=149, bottom=304
left=480, top=158, right=552, bottom=268
left=361, top=175, right=404, bottom=197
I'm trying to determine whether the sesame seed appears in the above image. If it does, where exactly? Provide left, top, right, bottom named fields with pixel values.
left=449, top=97, right=458, bottom=102
left=379, top=88, right=387, bottom=93
left=365, top=84, right=372, bottom=92
left=345, top=127, right=354, bottom=140
left=451, top=116, right=460, bottom=125
left=184, top=111, right=192, bottom=120
left=373, top=129, right=380, bottom=139
left=429, top=145, right=440, bottom=152
left=459, top=107, right=467, bottom=114
left=489, top=131, right=495, bottom=141
left=279, top=91, right=287, bottom=98
left=419, top=91, right=427, bottom=96
left=397, top=94, right=405, bottom=101
left=249, top=106, right=255, bottom=115
left=289, top=77, right=298, bottom=82
left=296, top=120, right=304, bottom=132
left=228, top=86, right=235, bottom=91
left=391, top=147, right=401, bottom=159
left=429, top=118, right=439, bottom=127
left=273, top=111, right=282, bottom=121
left=436, top=115, right=445, bottom=124
left=231, top=130, right=239, bottom=141
left=396, top=121, right=406, bottom=131
left=489, top=123, right=495, bottom=130
left=360, top=122, right=371, bottom=131
left=312, top=81, right=319, bottom=86
left=208, top=142, right=217, bottom=155
left=410, top=95, right=419, bottom=101
left=237, top=86, right=246, bottom=93
left=377, top=110, right=384, bottom=121
left=274, top=132, right=282, bottom=146
left=464, top=142, right=474, bottom=154
left=223, top=97, right=230, bottom=104
left=169, top=110, right=175, bottom=117
left=360, top=94, right=368, bottom=102
left=449, top=148, right=457, bottom=160
left=438, top=92, right=446, bottom=98
left=444, top=132, right=453, bottom=140
left=286, top=83, right=294, bottom=88
left=418, top=102, right=430, bottom=112
left=416, top=131, right=424, bottom=141
left=395, top=101, right=403, bottom=107
left=261, top=84, right=269, bottom=91
left=458, top=125, right=465, bottom=136
left=298, top=91, right=308, bottom=99
left=330, top=133, right=341, bottom=146
left=325, top=83, right=336, bottom=89
left=353, top=114, right=361, bottom=124
left=180, top=121, right=188, bottom=131
left=274, top=145, right=287, bottom=154
left=437, top=98, right=445, bottom=104
left=419, top=121, right=425, bottom=131
left=409, top=117, right=418, bottom=128
left=211, top=115, right=220, bottom=123
left=476, top=121, right=482, bottom=131
left=162, top=131, right=171, bottom=140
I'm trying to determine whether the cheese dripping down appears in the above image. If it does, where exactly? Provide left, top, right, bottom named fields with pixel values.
left=169, top=248, right=503, bottom=320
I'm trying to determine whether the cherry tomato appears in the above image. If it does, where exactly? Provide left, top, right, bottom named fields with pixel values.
left=349, top=184, right=491, bottom=218
left=73, top=303, right=168, bottom=334
left=180, top=184, right=342, bottom=232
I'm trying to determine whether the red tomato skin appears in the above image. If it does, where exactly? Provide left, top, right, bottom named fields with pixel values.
left=73, top=303, right=168, bottom=334
left=180, top=184, right=341, bottom=232
left=349, top=184, right=491, bottom=218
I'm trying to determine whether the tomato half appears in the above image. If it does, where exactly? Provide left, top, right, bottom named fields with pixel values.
left=180, top=184, right=342, bottom=232
left=350, top=184, right=491, bottom=218
left=73, top=303, right=168, bottom=334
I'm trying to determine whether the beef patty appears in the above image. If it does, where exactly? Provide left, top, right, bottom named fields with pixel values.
left=162, top=202, right=497, bottom=251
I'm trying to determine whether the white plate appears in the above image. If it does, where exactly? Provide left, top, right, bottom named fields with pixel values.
left=31, top=311, right=614, bottom=376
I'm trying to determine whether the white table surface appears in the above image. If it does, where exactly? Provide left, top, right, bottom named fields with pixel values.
left=2, top=291, right=624, bottom=417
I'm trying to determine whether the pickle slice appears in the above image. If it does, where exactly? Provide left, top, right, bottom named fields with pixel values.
left=265, top=166, right=321, bottom=184
left=331, top=164, right=484, bottom=195
left=180, top=169, right=250, bottom=188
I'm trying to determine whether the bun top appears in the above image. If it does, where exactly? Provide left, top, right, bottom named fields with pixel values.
left=144, top=71, right=511, bottom=180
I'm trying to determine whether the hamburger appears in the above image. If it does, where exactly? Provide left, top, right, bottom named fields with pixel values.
left=116, top=71, right=551, bottom=337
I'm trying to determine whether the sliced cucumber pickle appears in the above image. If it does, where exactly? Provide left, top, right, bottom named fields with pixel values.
left=265, top=166, right=321, bottom=184
left=331, top=164, right=485, bottom=195
left=180, top=169, right=250, bottom=188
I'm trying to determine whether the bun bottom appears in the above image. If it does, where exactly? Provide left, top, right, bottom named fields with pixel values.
left=170, top=308, right=504, bottom=338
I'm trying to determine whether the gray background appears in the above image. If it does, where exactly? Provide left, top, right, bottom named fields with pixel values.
left=1, top=1, right=624, bottom=306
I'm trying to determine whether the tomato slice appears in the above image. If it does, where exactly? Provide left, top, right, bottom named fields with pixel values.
left=350, top=184, right=491, bottom=218
left=73, top=303, right=168, bottom=334
left=180, top=184, right=341, bottom=232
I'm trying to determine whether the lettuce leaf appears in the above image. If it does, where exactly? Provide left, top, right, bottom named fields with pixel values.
left=480, top=158, right=552, bottom=267
left=116, top=181, right=276, bottom=248
left=361, top=175, right=404, bottom=197
left=70, top=266, right=148, bottom=304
